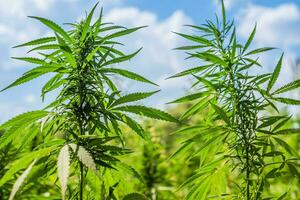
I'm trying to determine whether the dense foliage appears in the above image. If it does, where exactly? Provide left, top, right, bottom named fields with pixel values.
left=0, top=4, right=178, bottom=200
left=169, top=1, right=300, bottom=199
left=0, top=1, right=299, bottom=200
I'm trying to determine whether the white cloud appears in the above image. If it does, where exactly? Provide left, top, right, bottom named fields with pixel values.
left=0, top=103, right=27, bottom=123
left=105, top=7, right=192, bottom=76
left=237, top=3, right=300, bottom=47
left=0, top=0, right=56, bottom=18
left=214, top=0, right=239, bottom=10
left=104, top=7, right=193, bottom=107
left=24, top=93, right=38, bottom=104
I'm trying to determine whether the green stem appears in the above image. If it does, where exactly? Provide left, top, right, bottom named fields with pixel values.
left=78, top=77, right=85, bottom=200
left=246, top=145, right=250, bottom=200
left=80, top=162, right=84, bottom=200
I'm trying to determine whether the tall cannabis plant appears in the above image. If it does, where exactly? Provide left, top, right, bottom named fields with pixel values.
left=170, top=1, right=300, bottom=199
left=0, top=4, right=178, bottom=200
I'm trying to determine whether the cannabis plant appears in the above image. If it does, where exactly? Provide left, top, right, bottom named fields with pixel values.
left=170, top=1, right=300, bottom=199
left=0, top=4, right=178, bottom=200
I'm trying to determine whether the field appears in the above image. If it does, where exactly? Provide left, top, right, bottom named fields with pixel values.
left=0, top=1, right=299, bottom=199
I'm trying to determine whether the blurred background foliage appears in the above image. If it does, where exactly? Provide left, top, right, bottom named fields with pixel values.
left=0, top=101, right=299, bottom=199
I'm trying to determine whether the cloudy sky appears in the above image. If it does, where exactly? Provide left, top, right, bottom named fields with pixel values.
left=0, top=0, right=300, bottom=122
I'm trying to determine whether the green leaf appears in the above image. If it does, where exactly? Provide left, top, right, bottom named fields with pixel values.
left=9, top=160, right=36, bottom=200
left=111, top=91, right=159, bottom=107
left=174, top=45, right=205, bottom=50
left=28, top=44, right=60, bottom=53
left=273, top=137, right=299, bottom=157
left=258, top=115, right=287, bottom=129
left=102, top=48, right=142, bottom=66
left=243, top=24, right=256, bottom=53
left=1, top=70, right=50, bottom=92
left=210, top=103, right=230, bottom=125
left=277, top=192, right=288, bottom=200
left=221, top=0, right=226, bottom=28
left=120, top=114, right=149, bottom=140
left=29, top=16, right=71, bottom=42
left=0, top=110, right=49, bottom=130
left=287, top=163, right=300, bottom=180
left=194, top=52, right=227, bottom=67
left=275, top=128, right=300, bottom=135
left=0, top=146, right=58, bottom=186
left=41, top=73, right=64, bottom=100
left=101, top=68, right=157, bottom=86
left=80, top=3, right=98, bottom=42
left=273, top=97, right=300, bottom=105
left=245, top=47, right=275, bottom=56
left=170, top=142, right=193, bottom=159
left=13, top=37, right=56, bottom=48
left=12, top=57, right=46, bottom=65
left=168, top=92, right=207, bottom=104
left=174, top=32, right=212, bottom=46
left=55, top=34, right=76, bottom=67
left=123, top=193, right=148, bottom=200
left=167, top=65, right=211, bottom=79
left=181, top=97, right=210, bottom=119
left=113, top=105, right=180, bottom=123
left=86, top=46, right=101, bottom=62
left=104, top=26, right=146, bottom=41
left=267, top=53, right=284, bottom=93
left=273, top=79, right=300, bottom=95
left=0, top=111, right=49, bottom=148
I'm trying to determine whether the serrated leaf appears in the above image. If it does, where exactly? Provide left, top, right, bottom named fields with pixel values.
left=104, top=26, right=146, bottom=40
left=102, top=48, right=142, bottom=67
left=13, top=37, right=56, bottom=48
left=1, top=71, right=49, bottom=92
left=273, top=137, right=299, bottom=157
left=275, top=128, right=300, bottom=135
left=0, top=111, right=49, bottom=148
left=174, top=32, right=212, bottom=46
left=174, top=45, right=205, bottom=50
left=0, top=146, right=58, bottom=186
left=168, top=92, right=207, bottom=104
left=69, top=144, right=97, bottom=172
left=273, top=97, right=300, bottom=105
left=120, top=114, right=149, bottom=140
left=221, top=0, right=226, bottom=28
left=29, top=16, right=71, bottom=42
left=12, top=57, right=46, bottom=65
left=111, top=91, right=159, bottom=107
left=57, top=145, right=70, bottom=200
left=167, top=65, right=211, bottom=79
left=245, top=47, right=275, bottom=56
left=0, top=110, right=49, bottom=129
left=101, top=68, right=157, bottom=86
left=210, top=103, right=230, bottom=125
left=181, top=97, right=210, bottom=119
left=28, top=44, right=60, bottom=53
left=194, top=52, right=227, bottom=67
left=243, top=24, right=256, bottom=53
left=9, top=160, right=36, bottom=200
left=80, top=3, right=98, bottom=41
left=277, top=192, right=288, bottom=200
left=123, top=193, right=148, bottom=200
left=267, top=53, right=284, bottom=93
left=273, top=79, right=300, bottom=95
left=113, top=105, right=180, bottom=123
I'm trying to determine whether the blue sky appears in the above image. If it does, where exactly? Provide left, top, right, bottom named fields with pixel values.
left=0, top=0, right=300, bottom=122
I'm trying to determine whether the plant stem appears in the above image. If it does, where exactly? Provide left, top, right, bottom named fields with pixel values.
left=80, top=162, right=84, bottom=200
left=246, top=145, right=250, bottom=200
left=78, top=76, right=85, bottom=200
